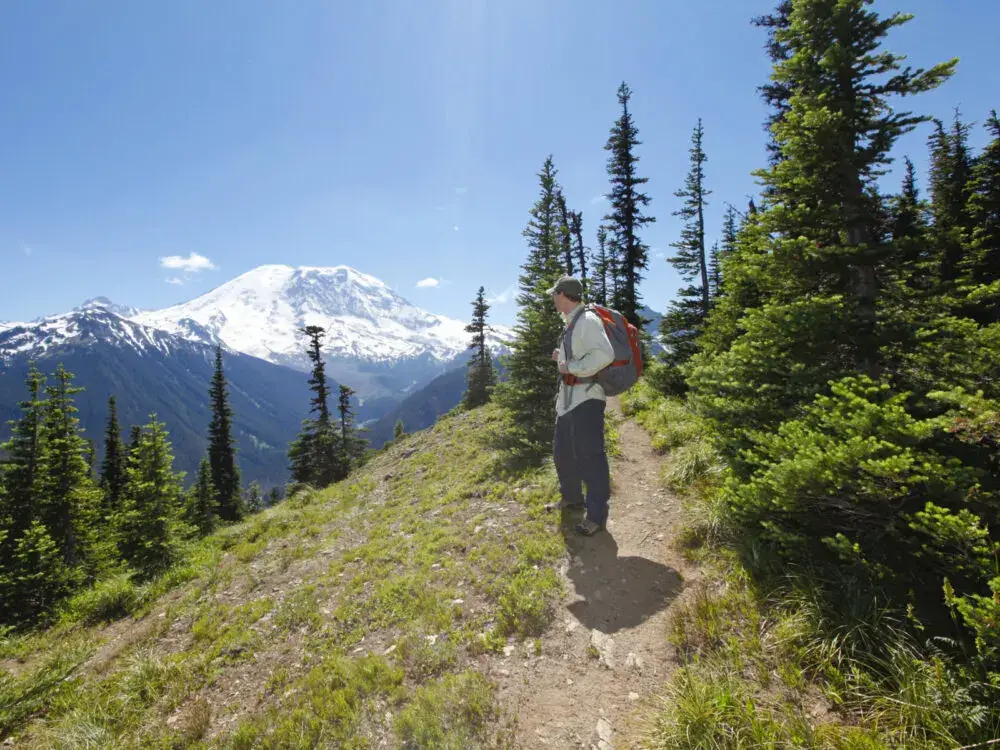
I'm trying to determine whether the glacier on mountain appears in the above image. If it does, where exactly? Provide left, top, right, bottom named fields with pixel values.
left=133, top=265, right=511, bottom=371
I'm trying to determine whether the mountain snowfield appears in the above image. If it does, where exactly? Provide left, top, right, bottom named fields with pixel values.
left=0, top=307, right=187, bottom=361
left=133, top=265, right=512, bottom=370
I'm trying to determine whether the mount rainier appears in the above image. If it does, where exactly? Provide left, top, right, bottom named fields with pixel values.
left=0, top=265, right=512, bottom=486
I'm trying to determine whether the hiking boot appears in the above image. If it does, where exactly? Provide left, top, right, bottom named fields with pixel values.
left=545, top=498, right=585, bottom=512
left=575, top=519, right=605, bottom=536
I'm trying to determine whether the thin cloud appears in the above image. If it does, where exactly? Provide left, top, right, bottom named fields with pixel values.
left=454, top=186, right=468, bottom=195
left=487, top=284, right=517, bottom=305
left=590, top=194, right=608, bottom=205
left=453, top=225, right=460, bottom=232
left=416, top=278, right=441, bottom=289
left=166, top=277, right=185, bottom=286
left=22, top=246, right=33, bottom=256
left=159, top=252, right=216, bottom=273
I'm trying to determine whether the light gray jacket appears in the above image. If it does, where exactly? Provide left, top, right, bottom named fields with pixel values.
left=555, top=306, right=615, bottom=417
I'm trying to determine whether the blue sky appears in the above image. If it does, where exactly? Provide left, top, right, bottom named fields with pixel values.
left=1, top=0, right=997, bottom=327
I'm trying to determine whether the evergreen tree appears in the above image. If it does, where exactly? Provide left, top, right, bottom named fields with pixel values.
left=0, top=365, right=72, bottom=624
left=100, top=395, right=126, bottom=515
left=184, top=458, right=217, bottom=535
left=928, top=114, right=974, bottom=285
left=268, top=486, right=283, bottom=506
left=83, top=438, right=96, bottom=479
left=686, top=1, right=964, bottom=600
left=208, top=347, right=241, bottom=522
left=886, top=156, right=934, bottom=297
left=556, top=191, right=574, bottom=275
left=244, top=481, right=265, bottom=514
left=711, top=204, right=740, bottom=301
left=660, top=119, right=712, bottom=374
left=128, top=425, right=142, bottom=455
left=493, top=156, right=566, bottom=459
left=118, top=416, right=186, bottom=578
left=892, top=156, right=924, bottom=241
left=462, top=286, right=497, bottom=409
left=963, top=111, right=1000, bottom=321
left=591, top=225, right=610, bottom=306
left=288, top=326, right=341, bottom=487
left=336, top=385, right=367, bottom=477
left=393, top=419, right=406, bottom=441
left=1, top=520, right=70, bottom=625
left=0, top=364, right=48, bottom=547
left=38, top=365, right=103, bottom=577
left=753, top=0, right=956, bottom=376
left=603, top=81, right=655, bottom=327
left=670, top=119, right=712, bottom=316
left=708, top=242, right=723, bottom=300
left=752, top=1, right=794, bottom=166
left=570, top=211, right=587, bottom=287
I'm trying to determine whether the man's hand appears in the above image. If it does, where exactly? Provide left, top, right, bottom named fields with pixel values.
left=558, top=362, right=569, bottom=375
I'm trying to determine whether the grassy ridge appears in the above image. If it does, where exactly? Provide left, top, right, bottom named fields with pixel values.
left=622, top=370, right=999, bottom=749
left=1, top=404, right=569, bottom=748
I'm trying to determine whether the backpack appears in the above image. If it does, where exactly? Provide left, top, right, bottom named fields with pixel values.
left=562, top=304, right=643, bottom=396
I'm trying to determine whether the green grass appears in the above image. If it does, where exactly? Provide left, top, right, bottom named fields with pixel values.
left=622, top=375, right=1000, bottom=750
left=2, top=404, right=565, bottom=746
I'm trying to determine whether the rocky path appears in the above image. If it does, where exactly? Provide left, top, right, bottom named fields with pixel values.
left=491, top=400, right=693, bottom=749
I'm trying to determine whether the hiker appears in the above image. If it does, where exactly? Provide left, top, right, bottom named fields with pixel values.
left=547, top=275, right=615, bottom=536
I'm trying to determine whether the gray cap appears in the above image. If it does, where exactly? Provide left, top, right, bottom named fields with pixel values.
left=546, top=275, right=584, bottom=298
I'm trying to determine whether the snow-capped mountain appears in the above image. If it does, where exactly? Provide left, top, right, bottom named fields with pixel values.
left=75, top=296, right=144, bottom=319
left=0, top=307, right=191, bottom=362
left=0, top=305, right=311, bottom=487
left=133, top=265, right=511, bottom=370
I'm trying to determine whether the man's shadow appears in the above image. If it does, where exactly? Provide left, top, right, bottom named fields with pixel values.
left=559, top=512, right=682, bottom=633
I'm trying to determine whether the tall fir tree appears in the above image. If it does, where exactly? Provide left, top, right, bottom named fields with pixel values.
left=393, top=419, right=406, bottom=441
left=671, top=119, right=712, bottom=316
left=289, top=326, right=340, bottom=487
left=336, top=385, right=366, bottom=476
left=752, top=1, right=794, bottom=166
left=964, top=111, right=1000, bottom=321
left=0, top=364, right=71, bottom=624
left=715, top=203, right=740, bottom=298
left=184, top=458, right=218, bottom=536
left=603, top=81, right=655, bottom=327
left=208, top=346, right=241, bottom=522
left=708, top=242, right=723, bottom=300
left=39, top=365, right=103, bottom=577
left=493, top=156, right=566, bottom=459
left=886, top=156, right=934, bottom=297
left=100, top=395, right=126, bottom=515
left=754, top=0, right=956, bottom=377
left=128, top=425, right=142, bottom=455
left=118, top=416, right=186, bottom=579
left=690, top=0, right=956, bottom=448
left=928, top=113, right=974, bottom=285
left=892, top=156, right=925, bottom=241
left=0, top=364, right=48, bottom=547
left=556, top=191, right=574, bottom=275
left=660, top=119, right=712, bottom=373
left=591, top=225, right=610, bottom=306
left=570, top=211, right=587, bottom=287
left=462, top=286, right=497, bottom=409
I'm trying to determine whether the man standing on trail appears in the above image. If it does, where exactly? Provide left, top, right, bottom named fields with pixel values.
left=546, top=276, right=615, bottom=536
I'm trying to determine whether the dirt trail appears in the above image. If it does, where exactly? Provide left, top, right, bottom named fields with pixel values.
left=491, top=399, right=694, bottom=749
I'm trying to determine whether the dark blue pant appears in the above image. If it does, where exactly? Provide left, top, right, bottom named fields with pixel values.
left=553, top=399, right=611, bottom=525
